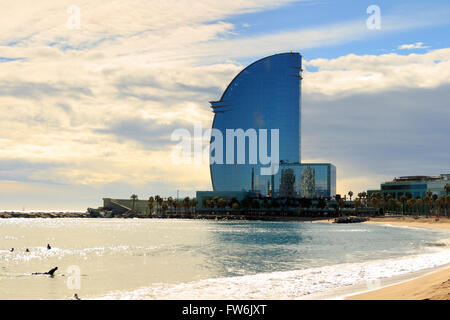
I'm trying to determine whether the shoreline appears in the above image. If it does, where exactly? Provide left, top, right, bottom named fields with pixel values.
left=345, top=265, right=450, bottom=300
left=345, top=216, right=450, bottom=300
left=0, top=211, right=335, bottom=222
left=2, top=212, right=450, bottom=230
left=0, top=211, right=89, bottom=218
left=366, top=216, right=450, bottom=230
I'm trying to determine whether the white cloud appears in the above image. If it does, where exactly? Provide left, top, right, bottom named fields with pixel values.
left=304, top=49, right=450, bottom=96
left=398, top=42, right=430, bottom=50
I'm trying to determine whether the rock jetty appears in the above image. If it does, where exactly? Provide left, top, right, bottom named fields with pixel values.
left=334, top=216, right=368, bottom=224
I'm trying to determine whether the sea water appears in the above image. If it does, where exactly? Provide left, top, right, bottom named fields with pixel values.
left=0, top=218, right=448, bottom=299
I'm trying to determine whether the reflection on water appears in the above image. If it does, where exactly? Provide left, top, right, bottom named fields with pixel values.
left=0, top=218, right=448, bottom=299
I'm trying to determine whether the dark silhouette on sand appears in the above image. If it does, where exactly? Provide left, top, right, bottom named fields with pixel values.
left=73, top=293, right=81, bottom=300
left=25, top=248, right=30, bottom=252
left=32, top=267, right=58, bottom=276
left=47, top=244, right=51, bottom=250
left=10, top=248, right=14, bottom=252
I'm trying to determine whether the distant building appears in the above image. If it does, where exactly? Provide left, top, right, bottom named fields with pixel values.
left=273, top=163, right=336, bottom=199
left=368, top=174, right=450, bottom=199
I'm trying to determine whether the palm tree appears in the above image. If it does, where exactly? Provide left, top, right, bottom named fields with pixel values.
left=161, top=202, right=168, bottom=214
left=395, top=200, right=402, bottom=214
left=387, top=198, right=396, bottom=214
left=148, top=196, right=155, bottom=215
left=130, top=194, right=138, bottom=211
left=354, top=199, right=361, bottom=216
left=416, top=199, right=424, bottom=216
left=371, top=197, right=379, bottom=214
left=407, top=198, right=416, bottom=216
left=423, top=195, right=433, bottom=218
left=334, top=194, right=342, bottom=217
left=218, top=198, right=227, bottom=209
left=445, top=184, right=450, bottom=197
left=446, top=196, right=450, bottom=218
left=182, top=197, right=190, bottom=214
left=190, top=198, right=198, bottom=214
left=212, top=196, right=220, bottom=209
left=400, top=195, right=407, bottom=216
left=154, top=195, right=162, bottom=214
left=348, top=191, right=354, bottom=201
left=436, top=197, right=444, bottom=218
left=167, top=197, right=174, bottom=213
left=361, top=192, right=367, bottom=207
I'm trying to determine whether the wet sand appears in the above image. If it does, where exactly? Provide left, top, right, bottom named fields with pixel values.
left=347, top=216, right=450, bottom=300
left=366, top=216, right=450, bottom=230
left=347, top=266, right=450, bottom=300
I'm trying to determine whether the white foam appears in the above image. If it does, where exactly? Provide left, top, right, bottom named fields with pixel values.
left=92, top=249, right=450, bottom=300
left=0, top=245, right=160, bottom=263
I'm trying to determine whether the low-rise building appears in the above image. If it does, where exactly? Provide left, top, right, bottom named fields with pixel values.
left=368, top=174, right=450, bottom=199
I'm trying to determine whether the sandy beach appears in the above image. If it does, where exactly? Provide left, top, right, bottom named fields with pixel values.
left=347, top=266, right=450, bottom=300
left=346, top=216, right=450, bottom=300
left=366, top=216, right=450, bottom=230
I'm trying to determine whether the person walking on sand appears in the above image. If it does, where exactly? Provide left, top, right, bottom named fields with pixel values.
left=10, top=248, right=14, bottom=252
left=47, top=244, right=51, bottom=250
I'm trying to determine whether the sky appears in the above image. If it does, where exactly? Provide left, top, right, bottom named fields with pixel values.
left=0, top=0, right=449, bottom=210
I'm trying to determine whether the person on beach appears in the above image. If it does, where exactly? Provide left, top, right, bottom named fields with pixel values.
left=73, top=293, right=81, bottom=300
left=25, top=248, right=30, bottom=253
left=10, top=248, right=14, bottom=252
left=32, top=267, right=58, bottom=276
left=47, top=244, right=51, bottom=250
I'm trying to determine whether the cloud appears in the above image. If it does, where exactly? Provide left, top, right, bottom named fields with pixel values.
left=304, top=48, right=450, bottom=96
left=302, top=84, right=450, bottom=193
left=0, top=81, right=92, bottom=100
left=398, top=42, right=430, bottom=50
left=95, top=118, right=190, bottom=150
left=0, top=0, right=298, bottom=47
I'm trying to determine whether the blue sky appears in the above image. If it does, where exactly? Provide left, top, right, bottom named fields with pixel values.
left=223, top=0, right=450, bottom=62
left=0, top=0, right=449, bottom=210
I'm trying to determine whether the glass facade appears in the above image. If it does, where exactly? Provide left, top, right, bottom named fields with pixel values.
left=273, top=163, right=336, bottom=198
left=369, top=174, right=450, bottom=199
left=210, top=53, right=302, bottom=193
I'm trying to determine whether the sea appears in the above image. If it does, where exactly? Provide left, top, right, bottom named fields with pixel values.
left=0, top=218, right=449, bottom=299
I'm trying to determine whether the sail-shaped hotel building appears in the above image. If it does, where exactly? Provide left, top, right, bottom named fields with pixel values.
left=207, top=52, right=335, bottom=198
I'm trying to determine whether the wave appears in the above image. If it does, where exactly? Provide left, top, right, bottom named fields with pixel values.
left=92, top=249, right=450, bottom=300
left=0, top=245, right=161, bottom=263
